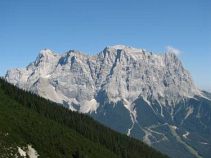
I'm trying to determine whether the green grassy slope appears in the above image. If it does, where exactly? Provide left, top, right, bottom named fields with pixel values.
left=0, top=78, right=169, bottom=158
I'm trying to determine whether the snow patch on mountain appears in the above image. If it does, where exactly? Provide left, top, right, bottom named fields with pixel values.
left=183, top=131, right=190, bottom=139
left=184, top=106, right=194, bottom=120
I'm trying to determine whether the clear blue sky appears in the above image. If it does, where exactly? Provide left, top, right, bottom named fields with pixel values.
left=0, top=0, right=210, bottom=91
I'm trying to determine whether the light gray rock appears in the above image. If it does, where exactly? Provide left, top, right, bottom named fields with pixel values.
left=6, top=45, right=201, bottom=111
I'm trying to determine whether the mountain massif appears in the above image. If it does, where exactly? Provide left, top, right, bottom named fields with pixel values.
left=5, top=45, right=211, bottom=158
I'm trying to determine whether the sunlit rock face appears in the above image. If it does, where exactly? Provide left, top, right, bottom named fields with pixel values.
left=6, top=45, right=211, bottom=158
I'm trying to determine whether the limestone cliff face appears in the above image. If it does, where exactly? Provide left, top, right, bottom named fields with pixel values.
left=5, top=45, right=200, bottom=112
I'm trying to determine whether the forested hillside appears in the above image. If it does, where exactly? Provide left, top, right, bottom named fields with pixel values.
left=0, top=78, right=169, bottom=158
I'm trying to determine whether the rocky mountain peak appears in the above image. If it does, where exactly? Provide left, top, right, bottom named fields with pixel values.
left=5, top=45, right=202, bottom=112
left=34, top=49, right=59, bottom=66
left=38, top=49, right=57, bottom=59
left=104, top=45, right=145, bottom=55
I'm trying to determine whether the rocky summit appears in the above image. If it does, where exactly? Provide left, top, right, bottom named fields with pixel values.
left=6, top=45, right=211, bottom=158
